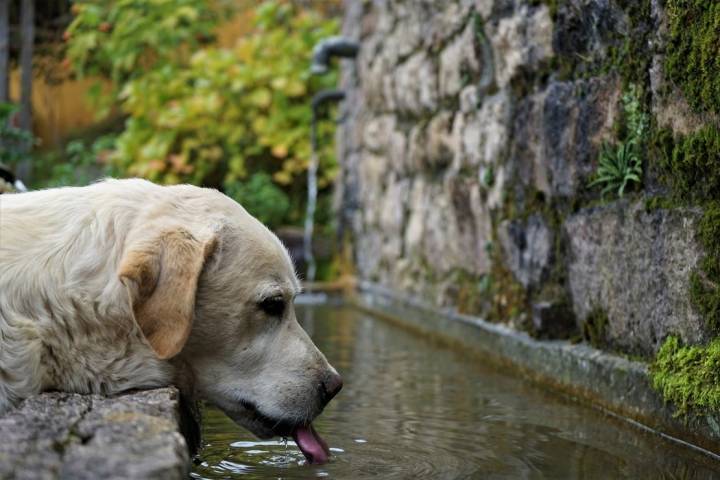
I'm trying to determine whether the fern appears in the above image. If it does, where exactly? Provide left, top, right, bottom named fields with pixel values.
left=590, top=141, right=642, bottom=197
left=590, top=84, right=647, bottom=198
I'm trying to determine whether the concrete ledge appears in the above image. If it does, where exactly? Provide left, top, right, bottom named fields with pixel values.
left=0, top=387, right=191, bottom=480
left=351, top=281, right=720, bottom=459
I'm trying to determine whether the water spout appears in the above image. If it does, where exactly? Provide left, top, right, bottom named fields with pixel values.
left=303, top=36, right=358, bottom=286
left=310, top=37, right=360, bottom=75
left=304, top=89, right=346, bottom=284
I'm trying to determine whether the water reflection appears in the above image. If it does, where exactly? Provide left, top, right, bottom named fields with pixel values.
left=191, top=304, right=720, bottom=479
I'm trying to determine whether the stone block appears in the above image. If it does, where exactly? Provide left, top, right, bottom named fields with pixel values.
left=564, top=200, right=708, bottom=355
left=498, top=213, right=554, bottom=288
left=0, top=388, right=190, bottom=480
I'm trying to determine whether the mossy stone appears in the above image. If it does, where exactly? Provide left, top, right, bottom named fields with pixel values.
left=651, top=336, right=720, bottom=416
left=665, top=1, right=720, bottom=115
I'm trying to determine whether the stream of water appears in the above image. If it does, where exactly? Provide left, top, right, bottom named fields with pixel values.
left=191, top=303, right=720, bottom=479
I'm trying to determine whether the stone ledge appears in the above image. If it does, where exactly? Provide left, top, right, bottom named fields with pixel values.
left=351, top=281, right=720, bottom=459
left=0, top=387, right=191, bottom=480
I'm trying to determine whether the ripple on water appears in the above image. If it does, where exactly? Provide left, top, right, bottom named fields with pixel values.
left=191, top=305, right=720, bottom=480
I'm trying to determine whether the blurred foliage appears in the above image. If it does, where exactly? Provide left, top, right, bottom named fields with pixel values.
left=0, top=103, right=34, bottom=166
left=66, top=0, right=230, bottom=111
left=224, top=171, right=290, bottom=227
left=65, top=0, right=340, bottom=214
left=31, top=135, right=118, bottom=189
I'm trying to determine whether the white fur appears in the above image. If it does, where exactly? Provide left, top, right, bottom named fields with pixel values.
left=0, top=179, right=338, bottom=437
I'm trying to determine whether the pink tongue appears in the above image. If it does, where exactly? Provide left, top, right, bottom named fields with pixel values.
left=291, top=424, right=330, bottom=464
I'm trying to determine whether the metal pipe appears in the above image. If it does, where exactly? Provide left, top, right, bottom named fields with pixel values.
left=303, top=89, right=346, bottom=284
left=310, top=36, right=359, bottom=75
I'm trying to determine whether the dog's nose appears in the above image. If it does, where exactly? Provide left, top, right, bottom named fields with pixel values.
left=320, top=371, right=343, bottom=406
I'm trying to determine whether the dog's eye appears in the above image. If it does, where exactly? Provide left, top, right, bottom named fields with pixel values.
left=258, top=296, right=285, bottom=316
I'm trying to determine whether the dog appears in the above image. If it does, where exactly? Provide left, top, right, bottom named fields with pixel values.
left=0, top=178, right=342, bottom=464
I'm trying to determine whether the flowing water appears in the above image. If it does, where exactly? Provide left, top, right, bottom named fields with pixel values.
left=191, top=303, right=720, bottom=479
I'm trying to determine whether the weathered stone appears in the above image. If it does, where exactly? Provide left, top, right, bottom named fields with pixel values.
left=511, top=76, right=620, bottom=197
left=498, top=213, right=554, bottom=288
left=386, top=0, right=471, bottom=57
left=402, top=175, right=492, bottom=281
left=0, top=388, right=190, bottom=480
left=564, top=201, right=708, bottom=355
left=337, top=0, right=718, bottom=367
left=425, top=111, right=456, bottom=169
left=487, top=4, right=553, bottom=87
left=649, top=54, right=718, bottom=136
left=422, top=1, right=471, bottom=49
left=455, top=89, right=512, bottom=171
left=552, top=0, right=628, bottom=69
left=378, top=177, right=410, bottom=262
left=459, top=85, right=479, bottom=113
left=362, top=115, right=397, bottom=154
left=359, top=55, right=397, bottom=112
left=424, top=178, right=492, bottom=278
left=393, top=52, right=438, bottom=115
left=532, top=301, right=577, bottom=340
left=439, top=22, right=481, bottom=98
left=471, top=0, right=499, bottom=21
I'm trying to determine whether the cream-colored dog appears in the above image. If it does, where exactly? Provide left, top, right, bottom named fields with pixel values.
left=0, top=178, right=341, bottom=464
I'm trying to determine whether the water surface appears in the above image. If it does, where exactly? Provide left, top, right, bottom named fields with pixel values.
left=191, top=303, right=720, bottom=479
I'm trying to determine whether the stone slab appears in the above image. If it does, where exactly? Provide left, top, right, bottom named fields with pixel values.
left=0, top=388, right=190, bottom=480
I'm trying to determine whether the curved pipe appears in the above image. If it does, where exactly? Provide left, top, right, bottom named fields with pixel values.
left=311, top=89, right=346, bottom=115
left=310, top=36, right=359, bottom=75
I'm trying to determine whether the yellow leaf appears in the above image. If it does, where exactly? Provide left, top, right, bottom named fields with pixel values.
left=271, top=144, right=288, bottom=158
left=284, top=79, right=306, bottom=97
left=271, top=77, right=288, bottom=90
left=250, top=88, right=272, bottom=108
left=273, top=170, right=291, bottom=185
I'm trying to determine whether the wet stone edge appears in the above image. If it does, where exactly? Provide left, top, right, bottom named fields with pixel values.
left=350, top=281, right=720, bottom=460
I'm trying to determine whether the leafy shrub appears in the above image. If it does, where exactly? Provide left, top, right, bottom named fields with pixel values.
left=31, top=134, right=117, bottom=188
left=224, top=172, right=290, bottom=228
left=0, top=103, right=34, bottom=166
left=66, top=1, right=339, bottom=190
left=589, top=85, right=648, bottom=197
left=66, top=0, right=229, bottom=115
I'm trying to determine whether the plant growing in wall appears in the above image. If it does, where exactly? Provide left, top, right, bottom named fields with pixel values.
left=589, top=85, right=648, bottom=197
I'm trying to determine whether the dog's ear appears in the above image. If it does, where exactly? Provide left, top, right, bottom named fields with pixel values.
left=119, top=228, right=217, bottom=360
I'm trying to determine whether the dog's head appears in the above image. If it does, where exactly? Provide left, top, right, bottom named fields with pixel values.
left=117, top=185, right=341, bottom=463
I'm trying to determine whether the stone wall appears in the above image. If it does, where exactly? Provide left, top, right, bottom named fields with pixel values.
left=336, top=0, right=720, bottom=357
left=0, top=388, right=193, bottom=480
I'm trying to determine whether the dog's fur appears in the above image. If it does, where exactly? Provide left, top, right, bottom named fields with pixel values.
left=0, top=178, right=339, bottom=437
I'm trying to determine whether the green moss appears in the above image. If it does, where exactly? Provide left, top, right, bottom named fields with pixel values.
left=643, top=196, right=682, bottom=212
left=610, top=0, right=652, bottom=88
left=690, top=202, right=720, bottom=332
left=651, top=336, right=720, bottom=415
left=652, top=124, right=720, bottom=336
left=582, top=306, right=609, bottom=348
left=548, top=0, right=652, bottom=85
left=664, top=1, right=720, bottom=115
left=488, top=259, right=529, bottom=325
left=655, top=126, right=720, bottom=204
left=454, top=270, right=487, bottom=316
